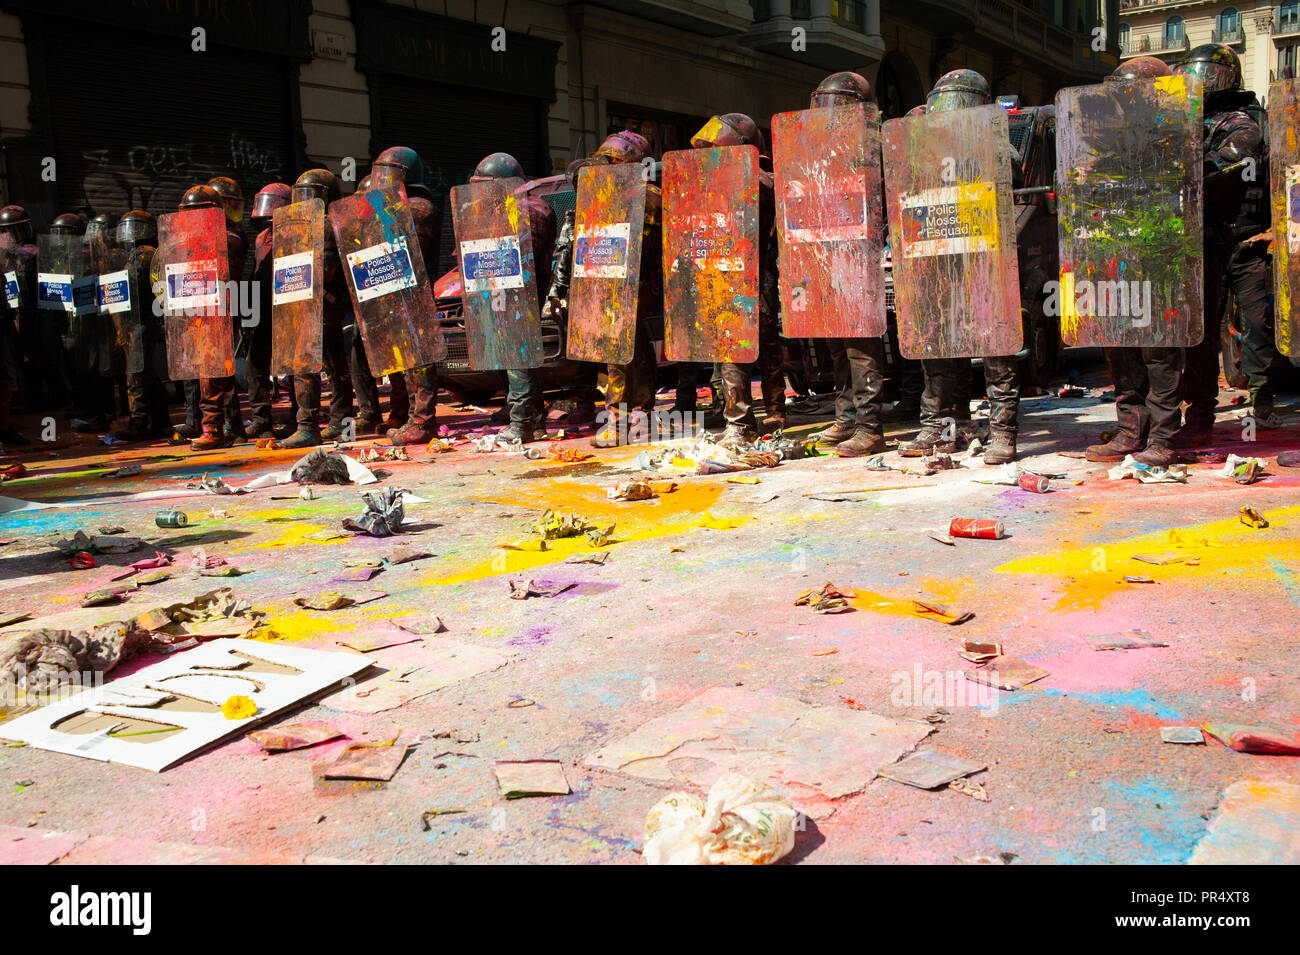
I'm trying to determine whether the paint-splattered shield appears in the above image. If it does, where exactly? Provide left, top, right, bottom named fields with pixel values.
left=109, top=246, right=151, bottom=375
left=772, top=103, right=886, bottom=338
left=450, top=177, right=543, bottom=370
left=567, top=164, right=646, bottom=364
left=882, top=106, right=1022, bottom=358
left=90, top=231, right=127, bottom=376
left=1055, top=75, right=1204, bottom=348
left=271, top=198, right=325, bottom=375
left=330, top=189, right=445, bottom=376
left=1268, top=78, right=1300, bottom=357
left=662, top=145, right=760, bottom=362
left=155, top=207, right=233, bottom=380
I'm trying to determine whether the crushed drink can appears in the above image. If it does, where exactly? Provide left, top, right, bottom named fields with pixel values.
left=1018, top=473, right=1050, bottom=494
left=949, top=518, right=1005, bottom=540
left=155, top=509, right=188, bottom=528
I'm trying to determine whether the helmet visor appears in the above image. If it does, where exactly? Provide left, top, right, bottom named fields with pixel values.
left=690, top=116, right=744, bottom=149
left=1176, top=60, right=1236, bottom=94
left=251, top=193, right=285, bottom=219
left=926, top=89, right=988, bottom=112
left=117, top=220, right=155, bottom=245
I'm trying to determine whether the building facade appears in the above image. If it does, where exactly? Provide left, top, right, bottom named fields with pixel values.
left=1, top=0, right=1116, bottom=273
left=1119, top=0, right=1300, bottom=100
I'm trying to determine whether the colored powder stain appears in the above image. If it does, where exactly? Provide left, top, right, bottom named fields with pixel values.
left=1098, top=779, right=1205, bottom=864
left=998, top=687, right=1182, bottom=722
left=1267, top=557, right=1300, bottom=609
left=426, top=480, right=742, bottom=587
left=994, top=506, right=1300, bottom=612
left=255, top=610, right=362, bottom=644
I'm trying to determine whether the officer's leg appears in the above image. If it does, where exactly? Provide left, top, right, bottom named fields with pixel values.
left=835, top=337, right=887, bottom=457
left=389, top=365, right=439, bottom=446
left=982, top=354, right=1020, bottom=464
left=1179, top=241, right=1231, bottom=443
left=1232, top=246, right=1279, bottom=422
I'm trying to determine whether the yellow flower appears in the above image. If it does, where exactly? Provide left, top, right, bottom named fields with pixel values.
left=222, top=695, right=257, bottom=720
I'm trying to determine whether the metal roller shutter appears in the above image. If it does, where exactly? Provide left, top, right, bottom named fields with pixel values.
left=368, top=73, right=547, bottom=277
left=42, top=20, right=297, bottom=278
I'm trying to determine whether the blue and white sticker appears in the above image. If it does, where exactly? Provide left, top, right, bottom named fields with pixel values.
left=4, top=270, right=18, bottom=309
left=272, top=250, right=315, bottom=306
left=164, top=259, right=221, bottom=309
left=460, top=235, right=524, bottom=293
left=573, top=223, right=631, bottom=280
left=72, top=275, right=99, bottom=316
left=37, top=272, right=74, bottom=312
left=99, top=270, right=131, bottom=314
left=347, top=238, right=417, bottom=302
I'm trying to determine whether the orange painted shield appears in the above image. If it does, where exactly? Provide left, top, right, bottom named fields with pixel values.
left=154, top=206, right=233, bottom=380
left=773, top=102, right=886, bottom=338
left=1269, top=77, right=1300, bottom=357
left=567, top=163, right=646, bottom=364
left=882, top=106, right=1022, bottom=358
left=662, top=145, right=760, bottom=363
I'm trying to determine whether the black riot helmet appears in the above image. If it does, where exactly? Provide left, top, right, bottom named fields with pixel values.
left=1176, top=43, right=1243, bottom=95
left=116, top=210, right=156, bottom=249
left=1108, top=55, right=1173, bottom=82
left=85, top=213, right=118, bottom=249
left=690, top=113, right=766, bottom=155
left=471, top=152, right=526, bottom=182
left=811, top=71, right=872, bottom=109
left=179, top=184, right=223, bottom=211
left=357, top=174, right=372, bottom=192
left=207, top=176, right=245, bottom=225
left=0, top=204, right=34, bottom=244
left=926, top=69, right=992, bottom=112
left=50, top=212, right=86, bottom=236
left=905, top=104, right=929, bottom=117
left=292, top=168, right=342, bottom=206
left=251, top=182, right=292, bottom=223
left=370, top=146, right=425, bottom=192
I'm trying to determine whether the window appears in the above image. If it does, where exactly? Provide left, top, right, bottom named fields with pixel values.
left=1280, top=44, right=1298, bottom=79
left=1284, top=1, right=1300, bottom=31
left=1219, top=7, right=1239, bottom=32
left=1118, top=23, right=1130, bottom=52
left=1164, top=15, right=1183, bottom=44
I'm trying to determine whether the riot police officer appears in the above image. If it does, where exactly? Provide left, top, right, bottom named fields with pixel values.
left=110, top=210, right=170, bottom=442
left=688, top=113, right=784, bottom=449
left=548, top=130, right=663, bottom=448
left=0, top=205, right=49, bottom=423
left=1086, top=55, right=1189, bottom=464
left=900, top=70, right=1020, bottom=465
left=1170, top=43, right=1263, bottom=457
left=803, top=71, right=890, bottom=458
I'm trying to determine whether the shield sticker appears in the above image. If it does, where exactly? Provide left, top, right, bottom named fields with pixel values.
left=662, top=145, right=760, bottom=362
left=882, top=105, right=1022, bottom=358
left=155, top=206, right=233, bottom=380
left=567, top=163, right=647, bottom=364
left=1056, top=75, right=1204, bottom=348
left=1269, top=77, right=1300, bottom=357
left=330, top=188, right=445, bottom=377
left=450, top=177, right=543, bottom=371
left=773, top=102, right=887, bottom=339
left=271, top=198, right=325, bottom=376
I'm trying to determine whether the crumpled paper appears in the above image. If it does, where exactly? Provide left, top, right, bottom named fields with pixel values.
left=1107, top=454, right=1188, bottom=484
left=341, top=487, right=407, bottom=537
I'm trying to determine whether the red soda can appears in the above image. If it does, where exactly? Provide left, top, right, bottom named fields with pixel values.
left=949, top=518, right=1005, bottom=540
left=1018, top=473, right=1050, bottom=493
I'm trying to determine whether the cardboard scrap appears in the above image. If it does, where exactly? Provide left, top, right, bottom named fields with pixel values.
left=584, top=685, right=934, bottom=799
left=1202, top=723, right=1300, bottom=756
left=1189, top=780, right=1300, bottom=865
left=321, top=740, right=409, bottom=781
left=493, top=759, right=570, bottom=798
left=878, top=750, right=986, bottom=790
left=1160, top=726, right=1205, bottom=745
left=390, top=615, right=447, bottom=635
left=564, top=552, right=609, bottom=565
left=1086, top=629, right=1169, bottom=651
left=966, top=656, right=1048, bottom=691
left=958, top=639, right=1002, bottom=663
left=322, top=640, right=509, bottom=714
left=248, top=720, right=344, bottom=753
left=794, top=582, right=852, bottom=614
left=0, top=640, right=370, bottom=772
left=508, top=579, right=575, bottom=600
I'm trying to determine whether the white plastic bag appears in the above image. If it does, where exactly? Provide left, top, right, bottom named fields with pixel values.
left=643, top=773, right=797, bottom=865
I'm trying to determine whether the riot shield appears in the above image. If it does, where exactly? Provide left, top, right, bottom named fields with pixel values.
left=566, top=163, right=646, bottom=364
left=450, top=177, right=543, bottom=370
left=37, top=234, right=78, bottom=314
left=271, top=198, right=325, bottom=375
left=2, top=248, right=21, bottom=313
left=91, top=231, right=127, bottom=376
left=155, top=206, right=233, bottom=380
left=772, top=102, right=887, bottom=339
left=1055, top=76, right=1203, bottom=348
left=329, top=188, right=445, bottom=376
left=104, top=245, right=149, bottom=375
left=662, top=145, right=760, bottom=362
left=1269, top=77, right=1300, bottom=357
left=882, top=106, right=1022, bottom=358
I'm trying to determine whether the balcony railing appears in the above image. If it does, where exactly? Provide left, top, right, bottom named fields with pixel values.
left=1212, top=27, right=1243, bottom=45
left=1137, top=31, right=1189, bottom=54
left=1278, top=14, right=1300, bottom=38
